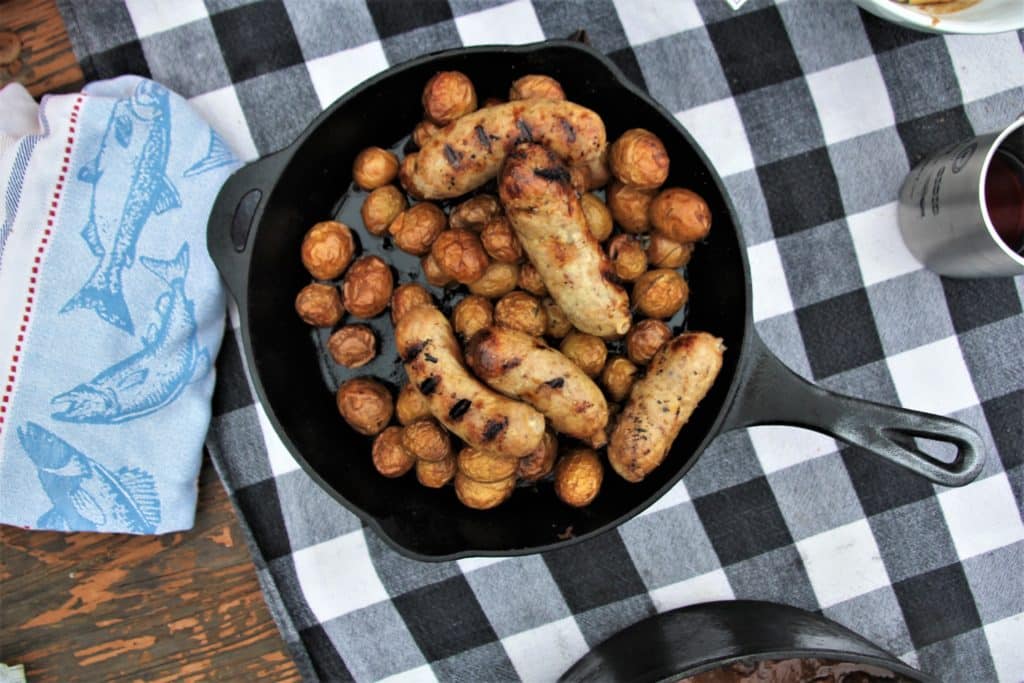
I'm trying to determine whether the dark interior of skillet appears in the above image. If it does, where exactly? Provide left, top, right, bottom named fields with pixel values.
left=244, top=43, right=748, bottom=559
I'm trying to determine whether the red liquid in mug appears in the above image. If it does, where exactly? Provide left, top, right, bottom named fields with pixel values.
left=985, top=150, right=1024, bottom=254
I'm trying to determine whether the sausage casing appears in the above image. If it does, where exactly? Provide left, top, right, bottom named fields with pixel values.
left=608, top=332, right=724, bottom=482
left=499, top=143, right=631, bottom=338
left=401, top=100, right=606, bottom=199
left=395, top=305, right=545, bottom=458
left=465, top=326, right=609, bottom=447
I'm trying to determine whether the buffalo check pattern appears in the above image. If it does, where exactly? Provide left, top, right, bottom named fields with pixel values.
left=57, top=1, right=1024, bottom=681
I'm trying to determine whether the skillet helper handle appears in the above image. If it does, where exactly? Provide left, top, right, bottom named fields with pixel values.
left=724, top=334, right=984, bottom=487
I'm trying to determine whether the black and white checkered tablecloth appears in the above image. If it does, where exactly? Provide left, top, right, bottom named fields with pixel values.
left=57, top=1, right=1023, bottom=681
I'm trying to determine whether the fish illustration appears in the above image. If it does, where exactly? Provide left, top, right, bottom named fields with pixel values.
left=184, top=129, right=236, bottom=177
left=51, top=242, right=209, bottom=424
left=17, top=422, right=161, bottom=533
left=62, top=80, right=180, bottom=335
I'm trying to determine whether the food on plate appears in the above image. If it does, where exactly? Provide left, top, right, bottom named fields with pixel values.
left=625, top=319, right=672, bottom=365
left=517, top=430, right=558, bottom=482
left=342, top=255, right=393, bottom=318
left=559, top=330, right=608, bottom=379
left=412, top=120, right=440, bottom=148
left=508, top=74, right=565, bottom=101
left=467, top=261, right=519, bottom=298
left=607, top=180, right=655, bottom=234
left=401, top=418, right=452, bottom=462
left=353, top=146, right=400, bottom=190
left=680, top=658, right=915, bottom=683
left=574, top=147, right=612, bottom=191
left=372, top=426, right=416, bottom=478
left=457, top=446, right=519, bottom=483
left=542, top=298, right=572, bottom=338
left=336, top=377, right=393, bottom=436
left=649, top=187, right=711, bottom=243
left=604, top=402, right=622, bottom=442
left=295, top=283, right=343, bottom=327
left=361, top=185, right=407, bottom=236
left=401, top=100, right=607, bottom=199
left=390, top=283, right=435, bottom=325
left=449, top=194, right=501, bottom=232
left=554, top=448, right=603, bottom=507
left=396, top=382, right=432, bottom=425
left=421, top=253, right=453, bottom=287
left=608, top=332, right=724, bottom=482
left=388, top=201, right=447, bottom=255
left=482, top=96, right=504, bottom=108
left=452, top=294, right=494, bottom=341
left=632, top=268, right=688, bottom=319
left=516, top=262, right=548, bottom=297
left=327, top=324, right=376, bottom=368
left=646, top=233, right=694, bottom=269
left=581, top=192, right=613, bottom=241
left=422, top=70, right=477, bottom=126
left=395, top=305, right=545, bottom=458
left=500, top=143, right=631, bottom=338
left=417, top=453, right=457, bottom=488
left=601, top=356, right=639, bottom=403
left=466, top=326, right=609, bottom=447
left=300, top=220, right=356, bottom=280
left=609, top=128, right=669, bottom=190
left=431, top=228, right=490, bottom=284
left=455, top=472, right=516, bottom=510
left=480, top=216, right=523, bottom=263
left=494, top=291, right=547, bottom=337
left=607, top=234, right=648, bottom=282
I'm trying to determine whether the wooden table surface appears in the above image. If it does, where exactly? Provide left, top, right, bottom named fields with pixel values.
left=0, top=2, right=301, bottom=680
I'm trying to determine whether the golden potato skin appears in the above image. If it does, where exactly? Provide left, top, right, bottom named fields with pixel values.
left=581, top=192, right=613, bottom=242
left=449, top=194, right=501, bottom=232
left=361, top=186, right=407, bottom=236
left=601, top=356, right=639, bottom=403
left=401, top=418, right=452, bottom=462
left=421, top=253, right=454, bottom=287
left=336, top=377, right=393, bottom=436
left=399, top=154, right=423, bottom=200
left=396, top=382, right=432, bottom=426
left=575, top=146, right=611, bottom=191
left=632, top=269, right=689, bottom=319
left=432, top=229, right=490, bottom=284
left=372, top=426, right=416, bottom=478
left=517, top=430, right=558, bottom=482
left=422, top=70, right=477, bottom=125
left=607, top=180, right=656, bottom=234
left=327, top=325, right=376, bottom=368
left=560, top=331, right=607, bottom=378
left=455, top=472, right=516, bottom=510
left=468, top=261, right=519, bottom=298
left=301, top=221, right=356, bottom=280
left=626, top=319, right=672, bottom=365
left=609, top=128, right=669, bottom=190
left=649, top=187, right=711, bottom=243
left=457, top=446, right=519, bottom=483
left=412, top=120, right=440, bottom=148
left=554, top=448, right=604, bottom=508
left=391, top=283, right=434, bottom=326
left=646, top=233, right=694, bottom=269
left=480, top=216, right=523, bottom=263
left=353, top=146, right=399, bottom=191
left=296, top=283, right=343, bottom=327
left=508, top=74, right=565, bottom=101
left=607, top=234, right=648, bottom=282
left=542, top=298, right=572, bottom=338
left=494, top=291, right=547, bottom=337
left=417, top=454, right=456, bottom=488
left=342, top=255, right=394, bottom=318
left=516, top=262, right=548, bottom=297
left=452, top=294, right=494, bottom=341
left=389, top=202, right=446, bottom=256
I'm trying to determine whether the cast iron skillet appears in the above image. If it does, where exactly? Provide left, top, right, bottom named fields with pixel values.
left=559, top=600, right=930, bottom=682
left=207, top=40, right=983, bottom=561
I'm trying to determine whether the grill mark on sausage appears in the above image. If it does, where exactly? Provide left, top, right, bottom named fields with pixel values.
left=402, top=341, right=425, bottom=362
left=483, top=417, right=508, bottom=442
left=424, top=353, right=438, bottom=363
left=474, top=124, right=492, bottom=152
left=448, top=398, right=471, bottom=421
left=419, top=376, right=439, bottom=395
left=559, top=117, right=576, bottom=143
left=444, top=144, right=462, bottom=167
left=502, top=358, right=522, bottom=371
left=544, top=377, right=565, bottom=389
left=534, top=166, right=571, bottom=183
left=516, top=119, right=534, bottom=143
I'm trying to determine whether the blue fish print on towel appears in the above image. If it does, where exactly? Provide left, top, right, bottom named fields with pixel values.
left=62, top=80, right=180, bottom=335
left=51, top=243, right=209, bottom=424
left=184, top=130, right=235, bottom=177
left=17, top=422, right=161, bottom=533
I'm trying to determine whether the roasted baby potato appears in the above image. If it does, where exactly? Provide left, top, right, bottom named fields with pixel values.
left=607, top=180, right=655, bottom=234
left=480, top=216, right=523, bottom=263
left=449, top=194, right=501, bottom=232
left=468, top=261, right=519, bottom=298
left=372, top=426, right=416, bottom=478
left=457, top=446, right=519, bottom=483
left=390, top=283, right=434, bottom=325
left=516, top=262, right=548, bottom=297
left=412, top=119, right=440, bottom=148
left=401, top=418, right=452, bottom=462
left=607, top=234, right=648, bottom=282
left=632, top=269, right=688, bottom=319
left=432, top=229, right=490, bottom=284
left=601, top=355, right=639, bottom=403
left=295, top=283, right=344, bottom=327
left=327, top=324, right=376, bottom=368
left=396, top=382, right=432, bottom=426
left=649, top=187, right=711, bottom=243
left=342, top=255, right=393, bottom=318
left=508, top=74, right=565, bottom=101
left=353, top=146, right=399, bottom=191
left=626, top=319, right=672, bottom=365
left=554, top=448, right=604, bottom=507
left=581, top=192, right=613, bottom=242
left=542, top=298, right=572, bottom=338
left=361, top=185, right=407, bottom=236
left=646, top=233, right=694, bottom=269
left=389, top=202, right=446, bottom=256
left=517, top=430, right=558, bottom=482
left=575, top=146, right=611, bottom=191
left=301, top=220, right=356, bottom=280
left=494, top=291, right=547, bottom=337
left=560, top=331, right=607, bottom=378
left=455, top=472, right=516, bottom=510
left=422, top=70, right=477, bottom=125
left=417, top=454, right=456, bottom=488
left=452, top=294, right=494, bottom=341
left=421, top=253, right=454, bottom=287
left=336, top=377, right=393, bottom=436
left=609, top=128, right=669, bottom=190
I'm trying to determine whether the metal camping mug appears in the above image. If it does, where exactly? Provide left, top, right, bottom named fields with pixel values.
left=898, top=116, right=1024, bottom=278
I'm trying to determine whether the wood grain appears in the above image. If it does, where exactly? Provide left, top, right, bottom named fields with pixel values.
left=0, top=2, right=301, bottom=680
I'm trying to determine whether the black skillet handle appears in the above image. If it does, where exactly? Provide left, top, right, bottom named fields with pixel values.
left=721, top=333, right=984, bottom=487
left=207, top=147, right=291, bottom=304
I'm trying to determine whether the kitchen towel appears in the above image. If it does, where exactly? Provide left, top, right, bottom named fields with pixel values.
left=0, top=75, right=239, bottom=533
left=57, top=1, right=1023, bottom=681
